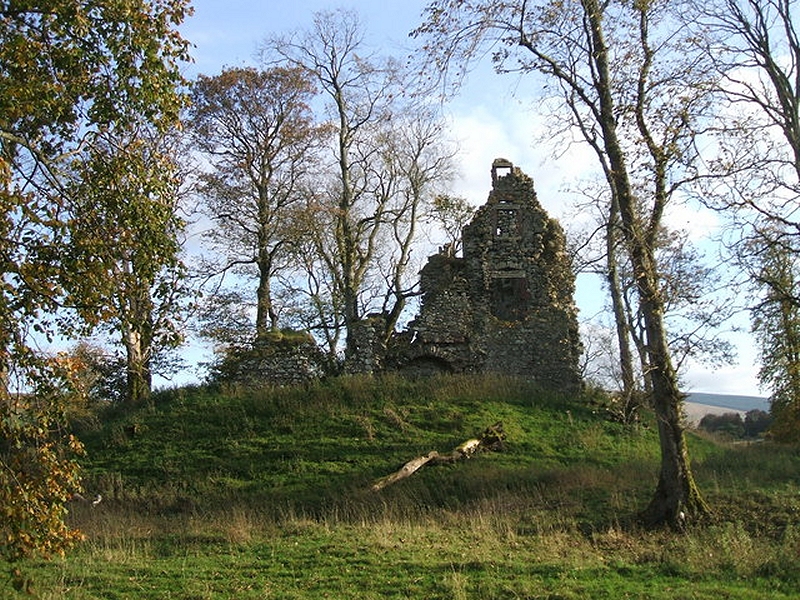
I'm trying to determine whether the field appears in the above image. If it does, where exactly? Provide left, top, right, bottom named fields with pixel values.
left=6, top=375, right=800, bottom=599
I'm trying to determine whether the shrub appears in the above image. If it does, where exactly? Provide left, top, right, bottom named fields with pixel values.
left=698, top=412, right=745, bottom=439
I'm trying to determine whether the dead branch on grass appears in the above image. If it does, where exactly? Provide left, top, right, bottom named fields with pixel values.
left=371, top=421, right=505, bottom=491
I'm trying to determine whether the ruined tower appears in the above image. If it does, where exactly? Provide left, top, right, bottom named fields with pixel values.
left=393, top=159, right=582, bottom=392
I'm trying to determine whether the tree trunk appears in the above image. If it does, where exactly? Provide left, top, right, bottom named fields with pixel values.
left=583, top=0, right=707, bottom=526
left=638, top=290, right=709, bottom=526
left=255, top=255, right=277, bottom=339
left=121, top=281, right=154, bottom=406
left=123, top=328, right=151, bottom=406
left=343, top=285, right=360, bottom=362
left=606, top=199, right=636, bottom=399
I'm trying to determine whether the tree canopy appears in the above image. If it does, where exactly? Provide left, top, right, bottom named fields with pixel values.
left=189, top=66, right=324, bottom=342
left=0, top=0, right=191, bottom=562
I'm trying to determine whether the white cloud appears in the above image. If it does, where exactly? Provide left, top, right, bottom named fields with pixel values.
left=684, top=360, right=763, bottom=397
left=448, top=103, right=599, bottom=219
left=448, top=106, right=531, bottom=204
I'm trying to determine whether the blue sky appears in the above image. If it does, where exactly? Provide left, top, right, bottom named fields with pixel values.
left=178, top=1, right=763, bottom=397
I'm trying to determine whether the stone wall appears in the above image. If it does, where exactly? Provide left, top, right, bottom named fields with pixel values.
left=233, top=159, right=583, bottom=392
left=218, top=333, right=326, bottom=387
left=344, top=315, right=388, bottom=375
left=390, top=159, right=583, bottom=392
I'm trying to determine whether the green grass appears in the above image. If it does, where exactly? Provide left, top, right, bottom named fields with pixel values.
left=5, top=374, right=800, bottom=598
left=17, top=519, right=800, bottom=599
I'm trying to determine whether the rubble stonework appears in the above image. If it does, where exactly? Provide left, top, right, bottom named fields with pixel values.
left=344, top=314, right=388, bottom=375
left=220, top=333, right=327, bottom=387
left=387, top=159, right=583, bottom=391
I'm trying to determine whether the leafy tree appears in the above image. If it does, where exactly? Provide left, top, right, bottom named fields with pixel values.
left=750, top=231, right=800, bottom=441
left=194, top=288, right=256, bottom=353
left=189, top=67, right=325, bottom=342
left=64, top=126, right=189, bottom=406
left=0, top=0, right=190, bottom=562
left=698, top=412, right=745, bottom=438
left=743, top=409, right=773, bottom=437
left=427, top=194, right=476, bottom=256
left=1, top=364, right=85, bottom=569
left=571, top=197, right=734, bottom=424
left=414, top=0, right=714, bottom=526
left=63, top=341, right=127, bottom=406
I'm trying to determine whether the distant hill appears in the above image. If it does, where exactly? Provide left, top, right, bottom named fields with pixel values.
left=687, top=392, right=770, bottom=413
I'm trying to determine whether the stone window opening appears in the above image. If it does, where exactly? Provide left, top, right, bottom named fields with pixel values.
left=491, top=158, right=514, bottom=183
left=495, top=208, right=518, bottom=237
left=490, top=276, right=531, bottom=321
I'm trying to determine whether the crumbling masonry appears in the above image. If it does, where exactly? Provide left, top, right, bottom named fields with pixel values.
left=243, top=159, right=583, bottom=391
left=382, top=158, right=583, bottom=392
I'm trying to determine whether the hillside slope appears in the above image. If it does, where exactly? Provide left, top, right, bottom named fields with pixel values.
left=687, top=392, right=770, bottom=412
left=10, top=375, right=800, bottom=599
left=79, top=375, right=661, bottom=523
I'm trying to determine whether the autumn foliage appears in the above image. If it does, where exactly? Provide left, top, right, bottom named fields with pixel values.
left=0, top=0, right=190, bottom=565
left=1, top=357, right=86, bottom=563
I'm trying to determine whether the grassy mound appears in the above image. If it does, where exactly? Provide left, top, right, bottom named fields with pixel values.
left=7, top=374, right=800, bottom=599
left=75, top=375, right=658, bottom=521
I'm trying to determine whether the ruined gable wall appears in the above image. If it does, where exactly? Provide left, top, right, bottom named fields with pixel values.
left=462, top=163, right=574, bottom=313
left=394, top=159, right=582, bottom=391
left=462, top=162, right=581, bottom=390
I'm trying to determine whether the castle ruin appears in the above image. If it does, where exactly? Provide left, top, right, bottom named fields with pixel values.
left=386, top=158, right=583, bottom=392
left=235, top=159, right=583, bottom=392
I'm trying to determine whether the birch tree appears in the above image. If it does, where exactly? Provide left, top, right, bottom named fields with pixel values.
left=414, top=0, right=715, bottom=526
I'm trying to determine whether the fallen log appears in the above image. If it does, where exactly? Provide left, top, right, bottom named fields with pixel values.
left=371, top=421, right=505, bottom=491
